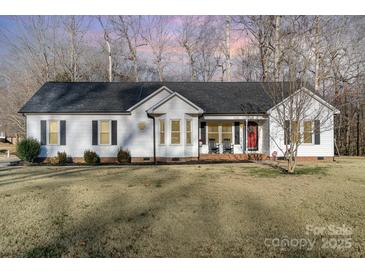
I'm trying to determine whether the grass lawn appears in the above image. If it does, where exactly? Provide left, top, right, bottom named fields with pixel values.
left=0, top=157, right=364, bottom=257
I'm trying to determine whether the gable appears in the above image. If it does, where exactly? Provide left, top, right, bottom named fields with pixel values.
left=147, top=92, right=204, bottom=115
left=267, top=88, right=340, bottom=115
left=127, top=86, right=173, bottom=111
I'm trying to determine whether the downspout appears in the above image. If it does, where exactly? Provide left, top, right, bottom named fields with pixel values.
left=147, top=113, right=157, bottom=164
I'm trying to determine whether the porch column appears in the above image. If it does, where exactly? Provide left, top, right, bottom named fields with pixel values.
left=218, top=124, right=222, bottom=154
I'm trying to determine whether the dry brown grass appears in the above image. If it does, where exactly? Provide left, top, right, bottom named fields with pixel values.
left=0, top=157, right=364, bottom=257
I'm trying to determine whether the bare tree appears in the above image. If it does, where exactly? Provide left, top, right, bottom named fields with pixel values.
left=273, top=16, right=282, bottom=81
left=223, top=16, right=232, bottom=81
left=111, top=16, right=146, bottom=82
left=141, top=16, right=171, bottom=81
left=234, top=43, right=261, bottom=81
left=267, top=82, right=334, bottom=173
left=98, top=16, right=113, bottom=82
left=0, top=16, right=60, bottom=133
left=265, top=25, right=335, bottom=173
left=177, top=16, right=201, bottom=81
left=235, top=15, right=275, bottom=82
left=61, top=16, right=90, bottom=81
left=195, top=17, right=222, bottom=82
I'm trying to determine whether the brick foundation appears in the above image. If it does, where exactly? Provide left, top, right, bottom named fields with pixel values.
left=38, top=155, right=335, bottom=164
left=131, top=157, right=155, bottom=163
left=131, top=157, right=199, bottom=163
left=294, top=156, right=335, bottom=162
left=39, top=157, right=119, bottom=164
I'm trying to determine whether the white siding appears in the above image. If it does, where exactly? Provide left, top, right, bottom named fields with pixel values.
left=154, top=96, right=200, bottom=158
left=26, top=89, right=171, bottom=158
left=269, top=95, right=335, bottom=157
left=26, top=89, right=201, bottom=159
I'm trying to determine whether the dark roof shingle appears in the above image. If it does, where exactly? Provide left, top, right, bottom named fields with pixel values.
left=19, top=81, right=302, bottom=114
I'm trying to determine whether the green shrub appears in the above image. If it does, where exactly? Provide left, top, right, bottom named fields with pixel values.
left=84, top=150, right=100, bottom=164
left=117, top=147, right=130, bottom=163
left=16, top=138, right=40, bottom=162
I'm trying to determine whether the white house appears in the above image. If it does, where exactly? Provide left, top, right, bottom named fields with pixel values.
left=19, top=82, right=340, bottom=163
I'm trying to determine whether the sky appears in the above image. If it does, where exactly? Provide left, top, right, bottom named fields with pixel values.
left=0, top=15, right=247, bottom=56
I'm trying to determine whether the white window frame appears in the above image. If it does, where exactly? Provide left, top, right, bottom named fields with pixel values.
left=48, top=120, right=60, bottom=145
left=170, top=119, right=181, bottom=145
left=185, top=119, right=192, bottom=145
left=159, top=119, right=166, bottom=146
left=98, top=120, right=111, bottom=145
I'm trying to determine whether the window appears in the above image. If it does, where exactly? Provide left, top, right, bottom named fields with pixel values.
left=222, top=123, right=232, bottom=143
left=49, top=120, right=59, bottom=145
left=291, top=121, right=299, bottom=144
left=207, top=122, right=219, bottom=143
left=303, top=121, right=313, bottom=143
left=159, top=120, right=165, bottom=145
left=99, top=120, right=110, bottom=145
left=171, top=120, right=180, bottom=144
left=186, top=119, right=192, bottom=144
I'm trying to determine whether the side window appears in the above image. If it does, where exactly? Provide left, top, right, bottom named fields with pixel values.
left=303, top=121, right=313, bottom=144
left=186, top=119, right=192, bottom=145
left=99, top=120, right=110, bottom=145
left=159, top=120, right=165, bottom=145
left=171, top=120, right=180, bottom=144
left=49, top=120, right=59, bottom=145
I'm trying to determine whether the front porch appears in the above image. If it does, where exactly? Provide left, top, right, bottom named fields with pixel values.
left=199, top=116, right=270, bottom=159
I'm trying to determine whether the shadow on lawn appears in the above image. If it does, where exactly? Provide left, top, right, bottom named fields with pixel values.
left=0, top=167, right=123, bottom=188
left=249, top=165, right=329, bottom=178
left=19, top=165, right=338, bottom=258
left=24, top=167, right=196, bottom=257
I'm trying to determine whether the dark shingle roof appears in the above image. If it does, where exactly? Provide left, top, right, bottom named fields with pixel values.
left=19, top=82, right=303, bottom=114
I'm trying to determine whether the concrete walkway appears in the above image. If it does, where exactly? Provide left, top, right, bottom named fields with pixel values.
left=0, top=156, right=21, bottom=167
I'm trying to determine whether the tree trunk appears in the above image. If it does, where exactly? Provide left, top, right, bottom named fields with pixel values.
left=274, top=15, right=281, bottom=81
left=225, top=16, right=231, bottom=82
left=314, top=16, right=321, bottom=93
left=106, top=39, right=112, bottom=82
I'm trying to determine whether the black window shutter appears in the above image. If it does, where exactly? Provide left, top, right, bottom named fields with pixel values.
left=284, top=120, right=290, bottom=145
left=314, top=120, right=320, bottom=145
left=234, top=122, right=240, bottom=145
left=111, top=120, right=117, bottom=145
left=92, top=120, right=98, bottom=145
left=200, top=122, right=206, bottom=144
left=60, top=120, right=66, bottom=145
left=40, top=120, right=46, bottom=145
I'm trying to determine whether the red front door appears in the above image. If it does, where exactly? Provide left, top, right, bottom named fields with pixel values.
left=247, top=122, right=258, bottom=151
